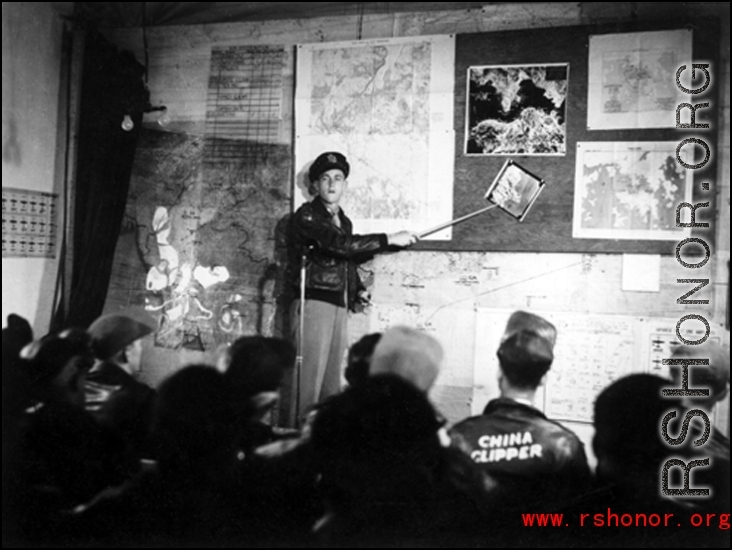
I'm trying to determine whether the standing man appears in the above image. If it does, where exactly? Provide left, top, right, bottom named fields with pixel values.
left=288, top=151, right=416, bottom=423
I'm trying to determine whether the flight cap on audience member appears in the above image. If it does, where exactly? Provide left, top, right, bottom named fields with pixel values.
left=369, top=325, right=443, bottom=392
left=88, top=314, right=154, bottom=360
left=497, top=330, right=554, bottom=369
left=502, top=310, right=557, bottom=348
left=308, top=151, right=350, bottom=182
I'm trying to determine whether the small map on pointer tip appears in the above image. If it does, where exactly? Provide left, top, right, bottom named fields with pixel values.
left=484, top=159, right=545, bottom=222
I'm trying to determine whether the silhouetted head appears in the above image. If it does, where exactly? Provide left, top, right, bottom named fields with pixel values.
left=497, top=330, right=553, bottom=390
left=370, top=326, right=443, bottom=392
left=88, top=313, right=154, bottom=373
left=3, top=313, right=33, bottom=365
left=311, top=375, right=442, bottom=505
left=220, top=336, right=295, bottom=418
left=21, top=328, right=94, bottom=407
left=2, top=314, right=34, bottom=415
left=345, top=332, right=382, bottom=388
left=154, top=365, right=236, bottom=478
left=593, top=374, right=677, bottom=483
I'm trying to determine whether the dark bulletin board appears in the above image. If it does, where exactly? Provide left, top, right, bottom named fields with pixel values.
left=416, top=19, right=720, bottom=253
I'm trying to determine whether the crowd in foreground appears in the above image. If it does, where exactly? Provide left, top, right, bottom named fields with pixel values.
left=2, top=310, right=730, bottom=547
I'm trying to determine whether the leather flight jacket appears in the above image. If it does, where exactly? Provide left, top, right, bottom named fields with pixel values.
left=289, top=197, right=388, bottom=310
left=450, top=397, right=592, bottom=511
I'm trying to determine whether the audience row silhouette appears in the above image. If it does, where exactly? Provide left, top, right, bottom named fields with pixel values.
left=2, top=310, right=729, bottom=547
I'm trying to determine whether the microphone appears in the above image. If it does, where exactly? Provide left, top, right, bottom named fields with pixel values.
left=303, top=238, right=320, bottom=258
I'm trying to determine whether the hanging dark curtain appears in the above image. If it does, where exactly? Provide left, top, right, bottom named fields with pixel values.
left=55, top=30, right=149, bottom=330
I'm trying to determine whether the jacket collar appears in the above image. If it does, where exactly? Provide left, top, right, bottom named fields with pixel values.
left=483, top=396, right=546, bottom=419
left=311, top=196, right=347, bottom=226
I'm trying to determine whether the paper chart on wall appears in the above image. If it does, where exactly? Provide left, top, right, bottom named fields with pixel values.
left=2, top=187, right=57, bottom=258
left=573, top=141, right=694, bottom=241
left=645, top=319, right=723, bottom=380
left=206, top=45, right=286, bottom=141
left=295, top=35, right=455, bottom=239
left=543, top=313, right=638, bottom=422
left=587, top=29, right=692, bottom=130
left=368, top=302, right=476, bottom=387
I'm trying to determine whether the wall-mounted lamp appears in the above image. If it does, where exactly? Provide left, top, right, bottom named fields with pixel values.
left=120, top=103, right=169, bottom=131
left=156, top=107, right=170, bottom=127
left=146, top=104, right=169, bottom=127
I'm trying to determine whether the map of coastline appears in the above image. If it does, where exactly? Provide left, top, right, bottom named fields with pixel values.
left=573, top=142, right=691, bottom=240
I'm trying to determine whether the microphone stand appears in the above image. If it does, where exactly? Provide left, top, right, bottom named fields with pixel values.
left=295, top=240, right=317, bottom=429
left=295, top=248, right=307, bottom=428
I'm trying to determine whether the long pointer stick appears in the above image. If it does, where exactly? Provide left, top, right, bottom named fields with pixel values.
left=418, top=203, right=498, bottom=239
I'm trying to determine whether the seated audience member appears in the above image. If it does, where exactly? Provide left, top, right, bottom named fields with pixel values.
left=582, top=373, right=727, bottom=547
left=219, top=335, right=297, bottom=454
left=80, top=365, right=242, bottom=546
left=344, top=332, right=381, bottom=388
left=220, top=336, right=322, bottom=543
left=22, top=329, right=93, bottom=409
left=254, top=328, right=455, bottom=545
left=3, top=314, right=34, bottom=461
left=450, top=312, right=591, bottom=518
left=279, top=331, right=384, bottom=444
left=369, top=325, right=456, bottom=448
left=2, top=314, right=33, bottom=547
left=84, top=313, right=157, bottom=459
left=2, top=314, right=34, bottom=401
left=153, top=365, right=237, bottom=487
left=369, top=325, right=443, bottom=393
left=9, top=330, right=129, bottom=545
left=310, top=375, right=492, bottom=547
left=261, top=330, right=389, bottom=452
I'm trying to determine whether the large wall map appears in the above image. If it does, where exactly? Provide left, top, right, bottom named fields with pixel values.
left=106, top=128, right=291, bottom=352
left=107, top=45, right=291, bottom=355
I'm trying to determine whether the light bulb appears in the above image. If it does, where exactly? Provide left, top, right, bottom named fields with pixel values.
left=121, top=114, right=134, bottom=132
left=157, top=109, right=171, bottom=127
